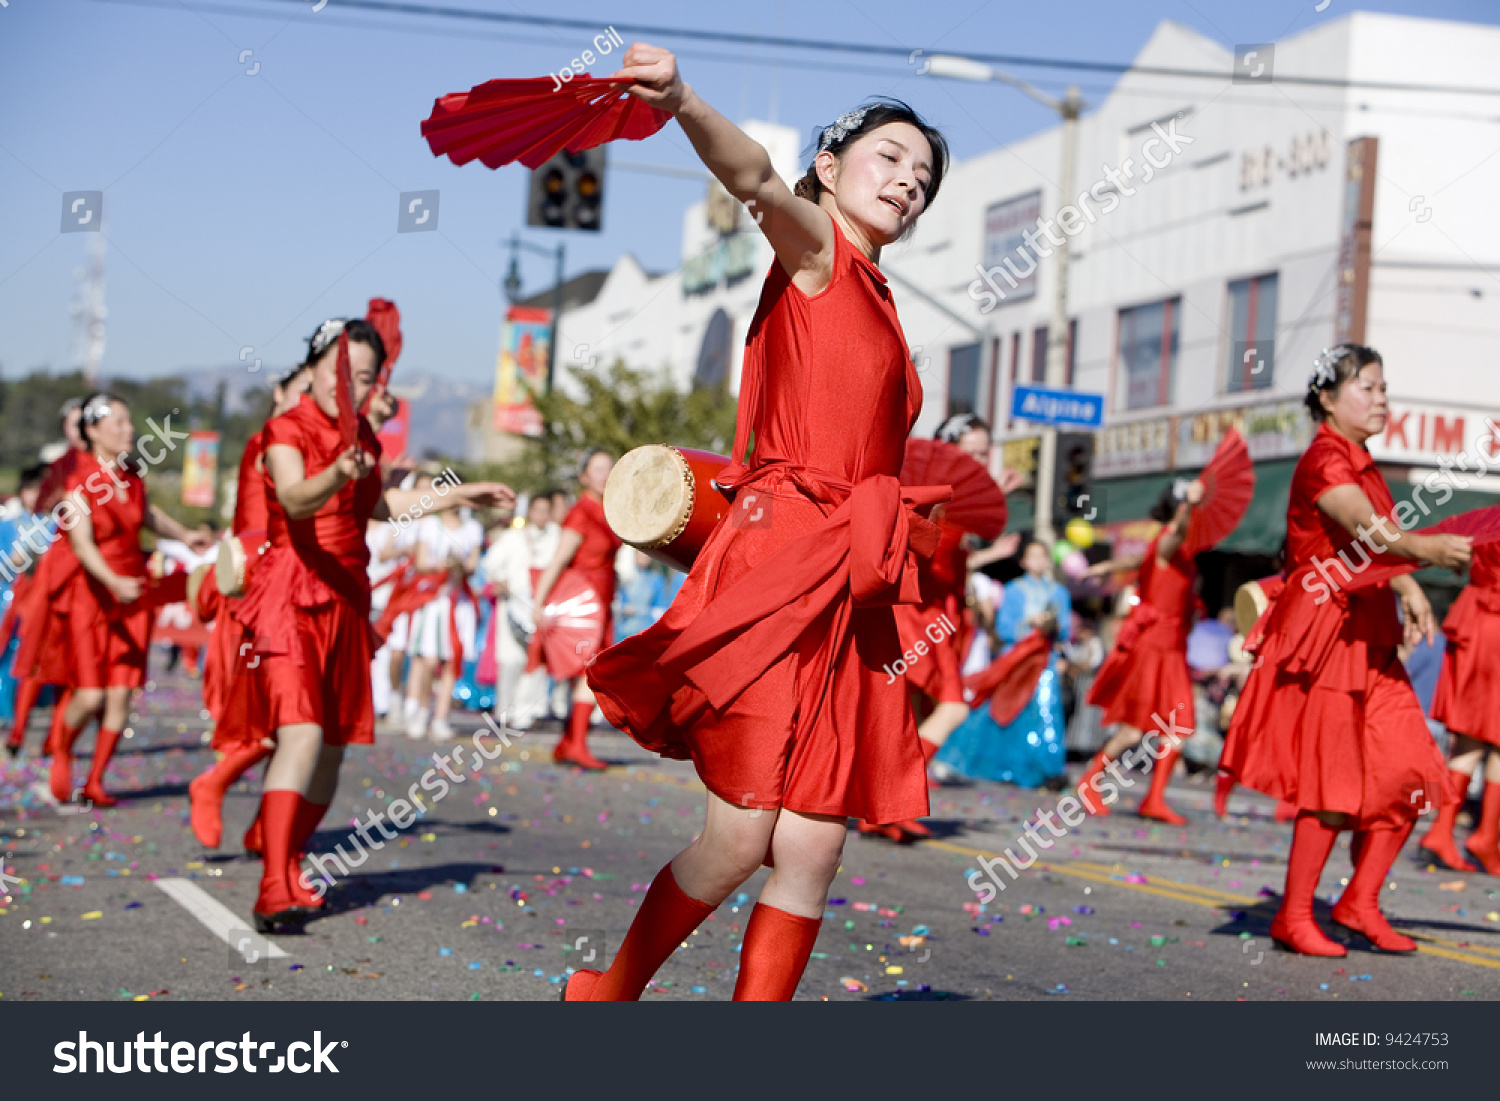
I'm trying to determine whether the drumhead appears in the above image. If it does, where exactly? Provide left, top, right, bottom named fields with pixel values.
left=1233, top=580, right=1268, bottom=637
left=603, top=444, right=694, bottom=549
left=215, top=536, right=249, bottom=596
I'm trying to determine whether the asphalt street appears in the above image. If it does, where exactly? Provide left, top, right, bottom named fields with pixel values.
left=3, top=658, right=1499, bottom=1003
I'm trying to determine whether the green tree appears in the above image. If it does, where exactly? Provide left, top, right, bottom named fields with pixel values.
left=472, top=360, right=740, bottom=494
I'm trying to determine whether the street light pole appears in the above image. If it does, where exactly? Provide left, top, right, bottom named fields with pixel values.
left=922, top=57, right=1085, bottom=543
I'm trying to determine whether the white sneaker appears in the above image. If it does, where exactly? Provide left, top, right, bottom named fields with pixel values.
left=428, top=717, right=455, bottom=742
left=406, top=707, right=430, bottom=740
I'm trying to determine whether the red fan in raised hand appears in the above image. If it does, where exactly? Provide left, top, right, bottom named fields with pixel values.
left=334, top=330, right=359, bottom=449
left=901, top=438, right=1008, bottom=539
left=1183, top=428, right=1255, bottom=556
left=364, top=298, right=402, bottom=396
left=422, top=76, right=671, bottom=171
left=1343, top=504, right=1500, bottom=592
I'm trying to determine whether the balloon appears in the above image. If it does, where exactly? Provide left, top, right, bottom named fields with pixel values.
left=1062, top=551, right=1090, bottom=579
left=1064, top=518, right=1095, bottom=549
left=1051, top=539, right=1075, bottom=564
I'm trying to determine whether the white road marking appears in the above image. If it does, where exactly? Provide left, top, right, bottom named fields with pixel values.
left=154, top=877, right=288, bottom=957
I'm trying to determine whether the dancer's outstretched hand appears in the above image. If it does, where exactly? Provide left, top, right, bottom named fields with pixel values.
left=456, top=482, right=517, bottom=512
left=610, top=43, right=686, bottom=114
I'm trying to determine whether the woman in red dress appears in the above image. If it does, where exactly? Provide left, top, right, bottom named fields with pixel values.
left=567, top=44, right=950, bottom=1000
left=235, top=318, right=511, bottom=931
left=187, top=363, right=314, bottom=850
left=50, top=394, right=216, bottom=805
left=1220, top=345, right=1470, bottom=956
left=529, top=449, right=620, bottom=770
left=1422, top=542, right=1500, bottom=874
left=1079, top=478, right=1206, bottom=825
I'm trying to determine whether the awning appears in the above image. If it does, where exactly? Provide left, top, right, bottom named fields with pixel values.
left=1084, top=460, right=1297, bottom=556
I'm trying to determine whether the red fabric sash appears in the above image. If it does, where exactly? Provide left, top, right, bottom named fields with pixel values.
left=963, top=630, right=1053, bottom=726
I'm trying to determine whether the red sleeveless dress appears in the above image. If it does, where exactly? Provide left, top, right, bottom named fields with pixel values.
left=203, top=431, right=269, bottom=728
left=1219, top=422, right=1450, bottom=828
left=1087, top=531, right=1197, bottom=732
left=223, top=395, right=382, bottom=747
left=586, top=219, right=948, bottom=824
left=1432, top=542, right=1500, bottom=747
left=891, top=520, right=967, bottom=705
left=11, top=449, right=87, bottom=686
left=59, top=453, right=151, bottom=689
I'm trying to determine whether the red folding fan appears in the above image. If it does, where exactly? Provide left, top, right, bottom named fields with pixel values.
left=901, top=439, right=1008, bottom=540
left=422, top=76, right=672, bottom=171
left=963, top=630, right=1053, bottom=726
left=334, top=330, right=359, bottom=450
left=1344, top=504, right=1500, bottom=591
left=1183, top=428, right=1255, bottom=556
left=365, top=297, right=402, bottom=394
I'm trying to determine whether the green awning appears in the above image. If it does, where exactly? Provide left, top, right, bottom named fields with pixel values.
left=1084, top=460, right=1298, bottom=555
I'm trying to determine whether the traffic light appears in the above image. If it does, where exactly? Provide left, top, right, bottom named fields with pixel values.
left=1052, top=431, right=1095, bottom=527
left=526, top=148, right=605, bottom=231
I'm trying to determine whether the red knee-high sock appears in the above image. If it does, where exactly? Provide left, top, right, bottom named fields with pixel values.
left=253, top=790, right=304, bottom=916
left=189, top=743, right=271, bottom=849
left=1332, top=821, right=1417, bottom=951
left=1213, top=771, right=1235, bottom=818
left=1419, top=769, right=1478, bottom=871
left=1138, top=744, right=1186, bottom=825
left=554, top=700, right=605, bottom=769
left=1270, top=814, right=1346, bottom=957
left=1464, top=781, right=1500, bottom=876
left=45, top=695, right=72, bottom=756
left=567, top=863, right=715, bottom=1001
left=82, top=727, right=122, bottom=807
left=1077, top=751, right=1112, bottom=816
left=49, top=719, right=85, bottom=803
left=6, top=678, right=42, bottom=749
left=286, top=798, right=330, bottom=907
left=732, top=903, right=822, bottom=1001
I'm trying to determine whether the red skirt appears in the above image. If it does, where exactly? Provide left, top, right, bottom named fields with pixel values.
left=209, top=608, right=275, bottom=751
left=1220, top=574, right=1449, bottom=828
left=1431, top=585, right=1500, bottom=747
left=66, top=576, right=151, bottom=690
left=1086, top=603, right=1194, bottom=732
left=11, top=558, right=72, bottom=686
left=587, top=467, right=945, bottom=825
left=892, top=597, right=964, bottom=705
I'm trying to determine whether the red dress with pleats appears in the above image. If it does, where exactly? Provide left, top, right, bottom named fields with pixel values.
left=892, top=520, right=966, bottom=705
left=59, top=453, right=151, bottom=689
left=1431, top=542, right=1500, bottom=747
left=586, top=219, right=947, bottom=825
left=224, top=395, right=382, bottom=747
left=1087, top=531, right=1197, bottom=732
left=1220, top=422, right=1449, bottom=828
left=204, top=431, right=268, bottom=733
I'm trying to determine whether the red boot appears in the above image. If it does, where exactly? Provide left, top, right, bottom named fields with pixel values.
left=1332, top=822, right=1418, bottom=952
left=1464, top=781, right=1500, bottom=876
left=553, top=701, right=607, bottom=770
left=1213, top=771, right=1235, bottom=818
left=252, top=790, right=312, bottom=933
left=81, top=727, right=122, bottom=808
left=1419, top=769, right=1479, bottom=872
left=243, top=813, right=264, bottom=857
left=48, top=720, right=84, bottom=803
left=1274, top=800, right=1299, bottom=823
left=856, top=819, right=905, bottom=842
left=578, top=863, right=715, bottom=1000
left=189, top=743, right=271, bottom=849
left=733, top=903, right=821, bottom=1000
left=286, top=797, right=330, bottom=908
left=5, top=678, right=42, bottom=752
left=1076, top=751, right=1113, bottom=816
left=1137, top=744, right=1187, bottom=826
left=1269, top=814, right=1346, bottom=957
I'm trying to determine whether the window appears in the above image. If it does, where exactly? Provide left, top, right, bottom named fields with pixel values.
left=1225, top=273, right=1278, bottom=392
left=947, top=343, right=982, bottom=418
left=1118, top=298, right=1179, bottom=411
left=1029, top=321, right=1078, bottom=385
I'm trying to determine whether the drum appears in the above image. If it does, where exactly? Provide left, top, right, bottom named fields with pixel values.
left=603, top=445, right=731, bottom=573
left=215, top=530, right=269, bottom=597
left=1233, top=575, right=1286, bottom=636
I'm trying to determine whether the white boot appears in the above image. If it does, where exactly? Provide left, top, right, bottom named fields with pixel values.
left=406, top=706, right=430, bottom=740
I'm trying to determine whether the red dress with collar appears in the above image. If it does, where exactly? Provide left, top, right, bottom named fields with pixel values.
left=587, top=219, right=948, bottom=825
left=220, top=396, right=382, bottom=747
left=202, top=430, right=268, bottom=727
left=1431, top=542, right=1500, bottom=747
left=60, top=452, right=152, bottom=689
left=1220, top=422, right=1449, bottom=828
left=1087, top=530, right=1198, bottom=732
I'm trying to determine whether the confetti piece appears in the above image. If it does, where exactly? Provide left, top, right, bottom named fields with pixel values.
left=81, top=911, right=102, bottom=920
left=1440, top=881, right=1466, bottom=891
left=840, top=977, right=867, bottom=992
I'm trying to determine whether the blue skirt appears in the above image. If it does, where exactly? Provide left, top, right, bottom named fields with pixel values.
left=936, top=664, right=1067, bottom=788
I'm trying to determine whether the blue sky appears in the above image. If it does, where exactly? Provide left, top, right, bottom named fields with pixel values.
left=3, top=0, right=1497, bottom=387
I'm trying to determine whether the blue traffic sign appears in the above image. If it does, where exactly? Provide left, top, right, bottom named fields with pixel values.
left=1010, top=384, right=1104, bottom=429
